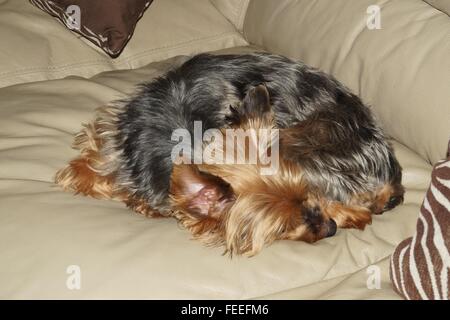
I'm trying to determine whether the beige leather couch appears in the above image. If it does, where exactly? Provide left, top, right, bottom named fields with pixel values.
left=0, top=0, right=449, bottom=299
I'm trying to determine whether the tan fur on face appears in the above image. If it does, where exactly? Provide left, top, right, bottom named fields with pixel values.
left=223, top=167, right=309, bottom=256
left=170, top=160, right=315, bottom=256
left=174, top=212, right=226, bottom=248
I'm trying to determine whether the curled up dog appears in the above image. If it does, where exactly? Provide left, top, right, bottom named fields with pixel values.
left=55, top=53, right=404, bottom=256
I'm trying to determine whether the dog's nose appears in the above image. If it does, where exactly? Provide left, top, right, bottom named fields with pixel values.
left=326, top=219, right=337, bottom=237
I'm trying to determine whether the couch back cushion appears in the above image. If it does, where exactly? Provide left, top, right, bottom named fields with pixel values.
left=424, top=0, right=450, bottom=15
left=243, top=0, right=450, bottom=165
left=210, top=0, right=250, bottom=32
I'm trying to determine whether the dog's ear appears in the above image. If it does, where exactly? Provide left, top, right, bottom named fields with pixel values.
left=227, top=84, right=274, bottom=128
left=242, top=84, right=272, bottom=118
left=170, top=164, right=235, bottom=217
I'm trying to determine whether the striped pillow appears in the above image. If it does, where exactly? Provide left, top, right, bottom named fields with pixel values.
left=30, top=0, right=153, bottom=58
left=390, top=142, right=450, bottom=300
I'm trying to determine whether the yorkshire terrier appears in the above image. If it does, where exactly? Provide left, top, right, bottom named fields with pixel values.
left=56, top=53, right=404, bottom=256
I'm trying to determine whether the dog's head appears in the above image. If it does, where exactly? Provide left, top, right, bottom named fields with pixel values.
left=169, top=85, right=336, bottom=256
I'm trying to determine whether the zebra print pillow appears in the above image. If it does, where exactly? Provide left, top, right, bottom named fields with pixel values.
left=390, top=142, right=450, bottom=300
left=29, top=0, right=153, bottom=58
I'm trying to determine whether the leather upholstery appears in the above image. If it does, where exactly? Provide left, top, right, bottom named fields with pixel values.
left=424, top=0, right=450, bottom=15
left=210, top=0, right=250, bottom=31
left=0, top=0, right=447, bottom=299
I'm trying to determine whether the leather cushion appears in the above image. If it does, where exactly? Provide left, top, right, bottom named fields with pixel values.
left=424, top=0, right=450, bottom=16
left=210, top=0, right=250, bottom=31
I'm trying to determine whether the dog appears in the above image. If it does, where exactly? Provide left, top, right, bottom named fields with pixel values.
left=56, top=53, right=404, bottom=256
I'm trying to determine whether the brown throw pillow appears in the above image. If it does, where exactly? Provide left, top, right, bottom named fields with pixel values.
left=30, top=0, right=153, bottom=58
